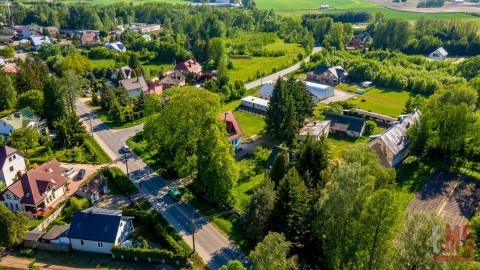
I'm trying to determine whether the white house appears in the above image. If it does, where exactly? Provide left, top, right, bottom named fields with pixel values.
left=129, top=23, right=161, bottom=34
left=105, top=42, right=126, bottom=52
left=428, top=47, right=448, bottom=60
left=68, top=208, right=133, bottom=254
left=304, top=81, right=335, bottom=103
left=30, top=36, right=51, bottom=50
left=297, top=120, right=331, bottom=141
left=0, top=146, right=26, bottom=187
left=119, top=76, right=148, bottom=97
left=0, top=159, right=67, bottom=214
left=240, top=96, right=269, bottom=113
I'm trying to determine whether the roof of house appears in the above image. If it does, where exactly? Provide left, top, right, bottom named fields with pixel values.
left=433, top=47, right=448, bottom=57
left=106, top=42, right=126, bottom=52
left=160, top=71, right=186, bottom=86
left=23, top=231, right=44, bottom=242
left=1, top=63, right=19, bottom=73
left=241, top=96, right=269, bottom=107
left=42, top=224, right=70, bottom=240
left=68, top=207, right=131, bottom=243
left=0, top=145, right=22, bottom=169
left=81, top=31, right=99, bottom=43
left=76, top=176, right=105, bottom=197
left=30, top=36, right=51, bottom=47
left=174, top=59, right=202, bottom=74
left=1, top=159, right=68, bottom=206
left=0, top=108, right=39, bottom=129
left=257, top=83, right=274, bottom=98
left=312, top=65, right=348, bottom=79
left=299, top=120, right=330, bottom=137
left=304, top=81, right=334, bottom=99
left=220, top=111, right=243, bottom=142
left=120, top=76, right=148, bottom=92
left=325, top=112, right=365, bottom=133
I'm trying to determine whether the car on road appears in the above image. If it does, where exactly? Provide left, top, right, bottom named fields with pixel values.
left=120, top=145, right=131, bottom=154
left=168, top=187, right=181, bottom=201
left=76, top=169, right=86, bottom=180
left=63, top=167, right=75, bottom=176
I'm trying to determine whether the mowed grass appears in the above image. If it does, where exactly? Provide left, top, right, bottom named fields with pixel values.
left=88, top=59, right=115, bottom=68
left=346, top=87, right=411, bottom=117
left=234, top=111, right=265, bottom=138
left=229, top=40, right=304, bottom=82
left=255, top=0, right=377, bottom=10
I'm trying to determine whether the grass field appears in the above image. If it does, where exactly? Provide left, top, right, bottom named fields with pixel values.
left=88, top=59, right=115, bottom=69
left=229, top=39, right=304, bottom=82
left=234, top=111, right=265, bottom=138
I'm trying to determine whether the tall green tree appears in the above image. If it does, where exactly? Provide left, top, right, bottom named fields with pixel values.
left=0, top=73, right=17, bottom=111
left=322, top=22, right=345, bottom=50
left=0, top=204, right=28, bottom=247
left=295, top=136, right=330, bottom=188
left=9, top=128, right=40, bottom=159
left=16, top=90, right=44, bottom=115
left=270, top=150, right=289, bottom=188
left=16, top=58, right=49, bottom=94
left=272, top=168, right=309, bottom=243
left=242, top=180, right=276, bottom=242
left=219, top=260, right=246, bottom=270
left=250, top=232, right=295, bottom=270
left=53, top=113, right=87, bottom=148
left=43, top=77, right=66, bottom=123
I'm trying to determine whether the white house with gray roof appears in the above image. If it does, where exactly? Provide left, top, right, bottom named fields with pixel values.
left=428, top=47, right=448, bottom=61
left=0, top=146, right=26, bottom=187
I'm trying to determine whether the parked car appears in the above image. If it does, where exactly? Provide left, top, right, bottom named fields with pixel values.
left=168, top=188, right=181, bottom=201
left=120, top=145, right=131, bottom=154
left=64, top=167, right=74, bottom=176
left=76, top=169, right=86, bottom=180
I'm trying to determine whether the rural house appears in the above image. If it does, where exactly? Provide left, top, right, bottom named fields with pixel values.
left=346, top=32, right=372, bottom=50
left=0, top=146, right=26, bottom=187
left=221, top=111, right=243, bottom=151
left=81, top=31, right=100, bottom=45
left=368, top=109, right=421, bottom=168
left=105, top=42, right=126, bottom=52
left=257, top=83, right=274, bottom=100
left=428, top=47, right=448, bottom=60
left=304, top=81, right=335, bottom=103
left=240, top=96, right=269, bottom=114
left=68, top=208, right=133, bottom=254
left=307, top=65, right=348, bottom=86
left=0, top=159, right=68, bottom=216
left=30, top=36, right=51, bottom=50
left=129, top=23, right=161, bottom=34
left=75, top=177, right=108, bottom=204
left=297, top=120, right=330, bottom=141
left=325, top=112, right=366, bottom=138
left=0, top=109, right=44, bottom=141
left=174, top=59, right=202, bottom=76
left=111, top=66, right=133, bottom=81
left=158, top=71, right=186, bottom=90
left=120, top=76, right=148, bottom=97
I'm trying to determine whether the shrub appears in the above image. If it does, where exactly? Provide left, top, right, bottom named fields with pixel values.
left=20, top=248, right=35, bottom=257
left=99, top=167, right=137, bottom=195
left=111, top=246, right=185, bottom=264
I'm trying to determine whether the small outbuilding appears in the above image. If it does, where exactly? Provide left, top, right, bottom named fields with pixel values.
left=428, top=47, right=448, bottom=61
left=297, top=120, right=330, bottom=141
left=240, top=96, right=269, bottom=114
left=304, top=81, right=335, bottom=103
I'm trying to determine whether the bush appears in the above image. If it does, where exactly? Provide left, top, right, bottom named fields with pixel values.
left=111, top=246, right=185, bottom=264
left=20, top=248, right=35, bottom=257
left=62, top=197, right=90, bottom=223
left=365, top=120, right=377, bottom=136
left=100, top=167, right=137, bottom=195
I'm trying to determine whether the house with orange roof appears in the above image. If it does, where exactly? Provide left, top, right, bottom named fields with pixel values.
left=220, top=111, right=243, bottom=151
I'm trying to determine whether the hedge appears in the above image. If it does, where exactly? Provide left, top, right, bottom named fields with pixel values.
left=111, top=246, right=186, bottom=264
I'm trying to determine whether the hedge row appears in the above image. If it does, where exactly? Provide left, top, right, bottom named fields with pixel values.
left=111, top=246, right=186, bottom=264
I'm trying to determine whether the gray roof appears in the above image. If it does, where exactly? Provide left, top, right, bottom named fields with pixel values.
left=120, top=76, right=148, bottom=92
left=257, top=83, right=274, bottom=98
left=434, top=47, right=448, bottom=57
left=42, top=224, right=70, bottom=240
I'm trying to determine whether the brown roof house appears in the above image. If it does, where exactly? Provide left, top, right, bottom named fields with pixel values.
left=75, top=176, right=107, bottom=204
left=220, top=111, right=243, bottom=151
left=0, top=159, right=68, bottom=217
left=307, top=65, right=348, bottom=86
left=174, top=59, right=202, bottom=77
left=81, top=31, right=101, bottom=46
left=120, top=76, right=148, bottom=97
left=368, top=109, right=421, bottom=168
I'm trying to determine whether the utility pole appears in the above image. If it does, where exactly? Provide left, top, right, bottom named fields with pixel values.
left=124, top=152, right=129, bottom=178
left=191, top=210, right=199, bottom=253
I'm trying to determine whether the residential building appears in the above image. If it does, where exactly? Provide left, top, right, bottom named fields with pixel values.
left=105, top=42, right=126, bottom=52
left=428, top=47, right=448, bottom=60
left=141, top=34, right=152, bottom=41
left=307, top=65, right=348, bottom=86
left=129, top=23, right=161, bottom=34
left=43, top=26, right=59, bottom=37
left=75, top=177, right=108, bottom=204
left=30, top=36, right=51, bottom=50
left=0, top=62, right=19, bottom=73
left=257, top=83, right=274, bottom=100
left=0, top=109, right=43, bottom=141
left=68, top=208, right=133, bottom=254
left=297, top=120, right=330, bottom=141
left=174, top=59, right=202, bottom=76
left=220, top=111, right=243, bottom=150
left=145, top=80, right=163, bottom=96
left=0, top=146, right=26, bottom=187
left=0, top=159, right=68, bottom=216
left=346, top=32, right=372, bottom=50
left=81, top=31, right=100, bottom=45
left=119, top=76, right=148, bottom=97
left=111, top=66, right=133, bottom=81
left=240, top=96, right=269, bottom=114
left=15, top=26, right=36, bottom=38
left=42, top=224, right=71, bottom=246
left=158, top=71, right=186, bottom=90
left=304, top=81, right=335, bottom=103
left=325, top=112, right=366, bottom=138
left=368, top=109, right=421, bottom=168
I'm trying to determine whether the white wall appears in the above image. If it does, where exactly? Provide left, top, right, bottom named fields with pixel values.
left=1, top=191, right=24, bottom=212
left=70, top=238, right=114, bottom=254
left=0, top=153, right=26, bottom=186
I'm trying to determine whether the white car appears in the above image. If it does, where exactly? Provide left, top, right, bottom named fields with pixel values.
left=63, top=167, right=75, bottom=176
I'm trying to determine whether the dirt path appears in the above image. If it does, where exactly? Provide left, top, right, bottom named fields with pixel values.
left=1, top=255, right=89, bottom=270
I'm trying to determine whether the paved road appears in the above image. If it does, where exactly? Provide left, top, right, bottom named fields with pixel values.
left=76, top=101, right=250, bottom=269
left=245, top=46, right=322, bottom=90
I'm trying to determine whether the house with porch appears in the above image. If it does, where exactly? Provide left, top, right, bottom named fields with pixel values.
left=307, top=65, right=348, bottom=86
left=68, top=208, right=133, bottom=254
left=0, top=159, right=68, bottom=217
left=0, top=146, right=26, bottom=187
left=220, top=111, right=243, bottom=151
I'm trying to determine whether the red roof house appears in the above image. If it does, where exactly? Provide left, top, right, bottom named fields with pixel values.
left=220, top=111, right=243, bottom=151
left=174, top=59, right=202, bottom=75
left=81, top=31, right=100, bottom=45
left=0, top=159, right=68, bottom=216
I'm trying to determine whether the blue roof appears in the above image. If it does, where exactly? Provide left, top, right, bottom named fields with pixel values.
left=257, top=83, right=274, bottom=98
left=68, top=208, right=124, bottom=243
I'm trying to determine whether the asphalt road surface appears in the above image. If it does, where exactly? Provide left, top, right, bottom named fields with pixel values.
left=76, top=101, right=250, bottom=269
left=245, top=46, right=322, bottom=90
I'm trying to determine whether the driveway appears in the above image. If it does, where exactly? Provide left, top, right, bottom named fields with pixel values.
left=320, top=89, right=356, bottom=104
left=76, top=100, right=250, bottom=269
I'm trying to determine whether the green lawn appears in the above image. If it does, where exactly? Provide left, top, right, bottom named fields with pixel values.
left=229, top=40, right=304, bottom=82
left=88, top=59, right=116, bottom=69
left=327, top=134, right=370, bottom=158
left=340, top=85, right=411, bottom=117
left=140, top=61, right=174, bottom=79
left=234, top=111, right=265, bottom=138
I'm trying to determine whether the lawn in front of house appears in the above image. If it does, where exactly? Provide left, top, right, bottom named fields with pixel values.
left=343, top=86, right=411, bottom=117
left=233, top=111, right=265, bottom=139
left=88, top=59, right=116, bottom=69
left=140, top=61, right=174, bottom=79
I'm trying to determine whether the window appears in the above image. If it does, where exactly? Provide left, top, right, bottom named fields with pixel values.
left=8, top=157, right=12, bottom=162
left=80, top=240, right=84, bottom=245
left=12, top=155, right=16, bottom=160
left=97, top=242, right=103, bottom=247
left=15, top=204, right=18, bottom=210
left=6, top=194, right=11, bottom=200
left=9, top=166, right=13, bottom=172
